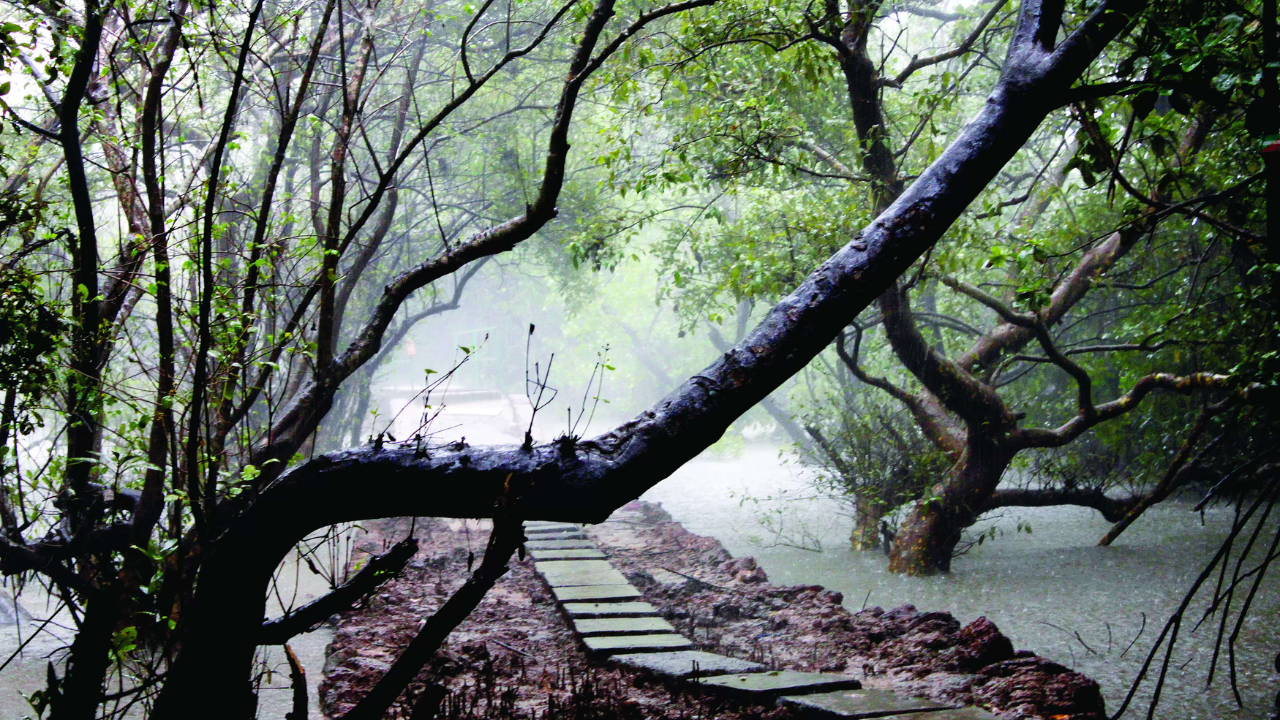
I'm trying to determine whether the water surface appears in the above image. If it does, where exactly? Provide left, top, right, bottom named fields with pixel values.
left=641, top=444, right=1280, bottom=720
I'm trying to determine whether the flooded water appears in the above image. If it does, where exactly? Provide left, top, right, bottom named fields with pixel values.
left=640, top=444, right=1280, bottom=720
left=0, top=548, right=338, bottom=719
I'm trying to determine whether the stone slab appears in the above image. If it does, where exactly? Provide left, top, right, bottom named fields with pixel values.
left=611, top=650, right=767, bottom=678
left=525, top=523, right=580, bottom=533
left=573, top=617, right=676, bottom=636
left=582, top=633, right=693, bottom=655
left=698, top=671, right=861, bottom=700
left=562, top=601, right=658, bottom=618
left=777, top=688, right=953, bottom=718
left=528, top=548, right=608, bottom=561
left=551, top=584, right=643, bottom=602
left=526, top=531, right=590, bottom=541
left=525, top=539, right=597, bottom=550
left=535, top=560, right=630, bottom=587
left=910, top=708, right=998, bottom=720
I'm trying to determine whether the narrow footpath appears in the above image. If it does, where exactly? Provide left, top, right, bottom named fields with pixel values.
left=322, top=503, right=1108, bottom=719
left=526, top=520, right=997, bottom=720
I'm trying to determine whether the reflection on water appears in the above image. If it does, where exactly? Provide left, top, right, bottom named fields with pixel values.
left=640, top=444, right=1280, bottom=720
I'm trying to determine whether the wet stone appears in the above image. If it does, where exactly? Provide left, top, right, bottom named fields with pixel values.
left=525, top=539, right=597, bottom=550
left=698, top=671, right=861, bottom=701
left=551, top=584, right=643, bottom=602
left=535, top=560, right=629, bottom=588
left=913, top=707, right=999, bottom=720
left=562, top=601, right=658, bottom=618
left=777, top=688, right=954, bottom=718
left=611, top=650, right=767, bottom=679
left=582, top=633, right=694, bottom=655
left=572, top=617, right=676, bottom=636
left=527, top=531, right=590, bottom=541
left=525, top=523, right=580, bottom=534
left=527, top=548, right=607, bottom=561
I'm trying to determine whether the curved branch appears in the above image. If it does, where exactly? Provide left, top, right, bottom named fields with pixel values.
left=880, top=281, right=1012, bottom=431
left=259, top=537, right=418, bottom=645
left=885, top=0, right=1010, bottom=87
left=834, top=328, right=965, bottom=457
left=939, top=275, right=1034, bottom=326
left=986, top=486, right=1139, bottom=522
left=1014, top=373, right=1242, bottom=448
left=955, top=229, right=1131, bottom=373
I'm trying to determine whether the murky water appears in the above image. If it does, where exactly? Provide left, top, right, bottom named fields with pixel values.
left=640, top=444, right=1280, bottom=720
left=0, top=549, right=337, bottom=719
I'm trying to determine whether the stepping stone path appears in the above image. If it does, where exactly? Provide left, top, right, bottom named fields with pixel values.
left=523, top=520, right=1000, bottom=719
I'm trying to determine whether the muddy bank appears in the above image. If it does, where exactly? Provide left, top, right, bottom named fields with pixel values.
left=320, top=502, right=1105, bottom=719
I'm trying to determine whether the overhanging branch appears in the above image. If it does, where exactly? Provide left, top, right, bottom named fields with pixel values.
left=259, top=537, right=418, bottom=645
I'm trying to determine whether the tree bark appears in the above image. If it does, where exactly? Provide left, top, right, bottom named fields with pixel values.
left=889, top=435, right=1014, bottom=574
left=851, top=494, right=887, bottom=551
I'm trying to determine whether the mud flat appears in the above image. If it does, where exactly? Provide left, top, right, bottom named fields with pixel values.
left=321, top=501, right=1105, bottom=719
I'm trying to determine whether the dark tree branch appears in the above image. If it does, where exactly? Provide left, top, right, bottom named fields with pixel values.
left=986, top=486, right=1139, bottom=522
left=1014, top=373, right=1245, bottom=449
left=259, top=537, right=418, bottom=645
left=284, top=644, right=308, bottom=720
left=338, top=519, right=521, bottom=720
left=880, top=281, right=1012, bottom=431
left=885, top=0, right=1009, bottom=87
left=1099, top=406, right=1232, bottom=546
left=834, top=328, right=965, bottom=457
left=706, top=322, right=810, bottom=450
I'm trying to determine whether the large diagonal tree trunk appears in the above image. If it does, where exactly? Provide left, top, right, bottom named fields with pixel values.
left=148, top=2, right=1148, bottom=714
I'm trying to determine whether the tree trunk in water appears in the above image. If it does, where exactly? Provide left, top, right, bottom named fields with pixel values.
left=850, top=494, right=886, bottom=551
left=888, top=436, right=1011, bottom=575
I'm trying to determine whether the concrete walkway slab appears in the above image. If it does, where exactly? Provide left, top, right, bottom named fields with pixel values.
left=906, top=707, right=998, bottom=720
left=582, top=633, right=694, bottom=655
left=525, top=539, right=597, bottom=550
left=698, top=671, right=861, bottom=701
left=573, top=617, right=676, bottom=636
left=535, top=560, right=629, bottom=588
left=526, top=531, right=589, bottom=541
left=550, top=584, right=642, bottom=602
left=777, top=688, right=954, bottom=718
left=525, top=523, right=581, bottom=534
left=611, top=650, right=767, bottom=678
left=528, top=548, right=607, bottom=561
left=562, top=601, right=657, bottom=618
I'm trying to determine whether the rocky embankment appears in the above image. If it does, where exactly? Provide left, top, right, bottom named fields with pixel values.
left=320, top=502, right=1106, bottom=719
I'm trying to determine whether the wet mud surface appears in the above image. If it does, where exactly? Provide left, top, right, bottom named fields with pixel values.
left=321, top=502, right=1106, bottom=719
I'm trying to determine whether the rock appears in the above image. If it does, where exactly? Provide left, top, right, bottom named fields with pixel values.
left=908, top=611, right=962, bottom=635
left=721, top=557, right=769, bottom=584
left=974, top=656, right=1107, bottom=720
left=949, top=617, right=1015, bottom=671
left=621, top=500, right=673, bottom=525
left=713, top=601, right=743, bottom=620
